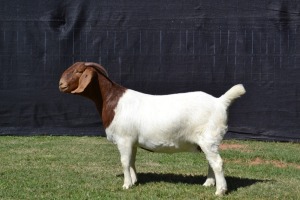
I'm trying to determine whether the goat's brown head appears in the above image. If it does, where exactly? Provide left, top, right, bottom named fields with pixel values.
left=59, top=62, right=109, bottom=94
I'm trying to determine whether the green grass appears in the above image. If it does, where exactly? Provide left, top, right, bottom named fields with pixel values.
left=0, top=136, right=299, bottom=199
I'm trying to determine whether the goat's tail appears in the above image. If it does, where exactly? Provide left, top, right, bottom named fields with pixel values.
left=219, top=84, right=246, bottom=107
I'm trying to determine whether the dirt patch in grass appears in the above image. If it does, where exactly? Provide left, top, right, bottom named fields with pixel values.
left=143, top=161, right=161, bottom=167
left=220, top=143, right=250, bottom=152
left=249, top=157, right=300, bottom=169
left=250, top=157, right=286, bottom=168
left=226, top=157, right=300, bottom=169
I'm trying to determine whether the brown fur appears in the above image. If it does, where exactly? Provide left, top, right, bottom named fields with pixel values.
left=59, top=62, right=126, bottom=128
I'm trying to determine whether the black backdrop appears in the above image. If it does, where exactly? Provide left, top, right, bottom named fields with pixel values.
left=1, top=0, right=300, bottom=142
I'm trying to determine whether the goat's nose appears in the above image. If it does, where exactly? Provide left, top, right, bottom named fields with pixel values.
left=59, top=81, right=64, bottom=87
left=59, top=79, right=66, bottom=86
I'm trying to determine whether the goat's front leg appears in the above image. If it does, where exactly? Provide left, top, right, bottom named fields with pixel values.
left=117, top=143, right=136, bottom=189
left=130, top=146, right=138, bottom=185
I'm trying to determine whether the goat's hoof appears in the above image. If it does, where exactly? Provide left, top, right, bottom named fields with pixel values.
left=122, top=183, right=133, bottom=189
left=215, top=188, right=227, bottom=196
left=203, top=179, right=215, bottom=187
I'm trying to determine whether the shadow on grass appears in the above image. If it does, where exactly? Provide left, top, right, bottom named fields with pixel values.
left=132, top=173, right=269, bottom=193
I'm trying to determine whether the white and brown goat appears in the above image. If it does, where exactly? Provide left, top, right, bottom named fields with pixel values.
left=59, top=62, right=246, bottom=196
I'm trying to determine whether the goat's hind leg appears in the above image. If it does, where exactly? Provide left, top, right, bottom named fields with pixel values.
left=199, top=141, right=227, bottom=196
left=203, top=164, right=215, bottom=187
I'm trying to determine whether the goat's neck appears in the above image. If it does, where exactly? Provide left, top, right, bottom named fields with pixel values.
left=80, top=77, right=103, bottom=117
left=97, top=75, right=126, bottom=128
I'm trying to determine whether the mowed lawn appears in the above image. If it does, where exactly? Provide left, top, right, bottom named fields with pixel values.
left=0, top=136, right=299, bottom=200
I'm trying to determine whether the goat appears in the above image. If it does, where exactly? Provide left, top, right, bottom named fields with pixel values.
left=59, top=62, right=246, bottom=196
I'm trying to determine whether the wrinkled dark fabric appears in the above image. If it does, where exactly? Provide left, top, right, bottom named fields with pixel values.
left=0, top=0, right=300, bottom=142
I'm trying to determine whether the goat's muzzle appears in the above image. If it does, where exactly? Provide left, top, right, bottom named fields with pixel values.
left=59, top=80, right=69, bottom=92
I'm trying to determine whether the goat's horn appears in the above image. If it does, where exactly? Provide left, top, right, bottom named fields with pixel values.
left=84, top=62, right=109, bottom=77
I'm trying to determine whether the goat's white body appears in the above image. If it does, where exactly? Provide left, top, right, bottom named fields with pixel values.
left=104, top=84, right=245, bottom=196
left=106, top=90, right=227, bottom=153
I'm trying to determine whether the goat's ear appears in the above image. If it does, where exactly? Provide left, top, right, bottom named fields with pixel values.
left=71, top=68, right=95, bottom=94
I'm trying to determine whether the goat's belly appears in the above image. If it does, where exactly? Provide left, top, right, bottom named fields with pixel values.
left=138, top=139, right=199, bottom=153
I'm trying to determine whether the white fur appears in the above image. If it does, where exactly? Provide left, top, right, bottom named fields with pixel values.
left=105, top=84, right=245, bottom=196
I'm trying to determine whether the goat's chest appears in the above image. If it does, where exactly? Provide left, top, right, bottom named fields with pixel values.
left=105, top=131, right=117, bottom=144
left=104, top=122, right=138, bottom=144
